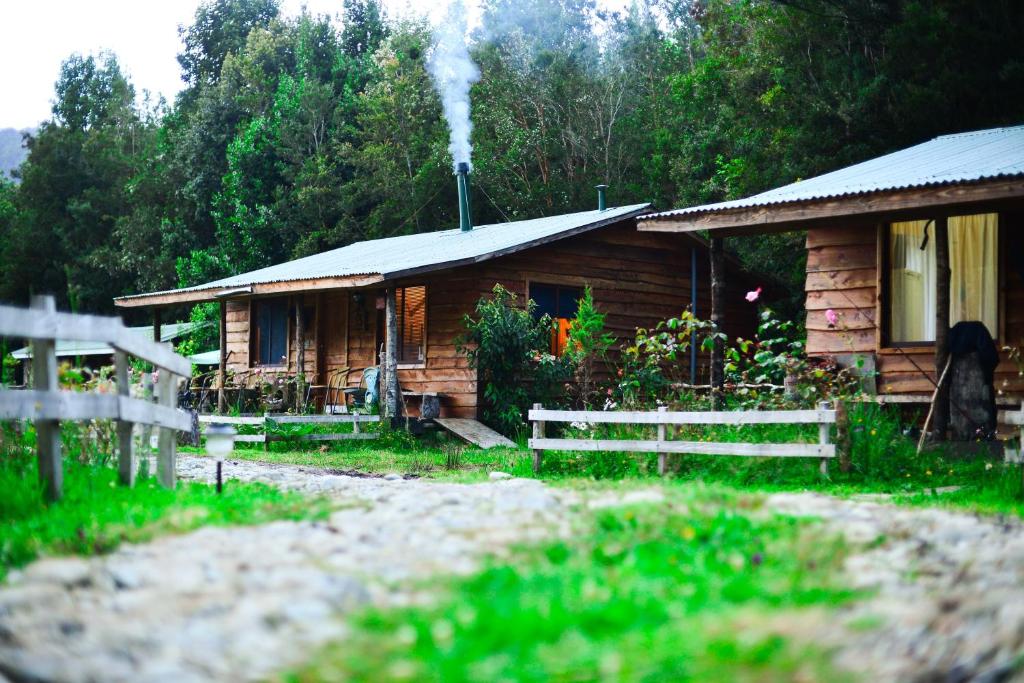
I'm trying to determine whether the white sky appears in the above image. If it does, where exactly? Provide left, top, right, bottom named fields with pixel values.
left=0, top=0, right=629, bottom=130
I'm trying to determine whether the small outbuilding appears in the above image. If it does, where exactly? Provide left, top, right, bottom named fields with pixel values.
left=638, top=125, right=1024, bottom=435
left=115, top=193, right=759, bottom=420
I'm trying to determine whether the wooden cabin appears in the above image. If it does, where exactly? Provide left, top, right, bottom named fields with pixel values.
left=115, top=201, right=758, bottom=419
left=638, top=125, right=1024, bottom=417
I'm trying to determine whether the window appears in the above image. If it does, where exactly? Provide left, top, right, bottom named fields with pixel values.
left=888, top=213, right=999, bottom=344
left=253, top=298, right=289, bottom=366
left=397, top=286, right=426, bottom=364
left=529, top=282, right=582, bottom=355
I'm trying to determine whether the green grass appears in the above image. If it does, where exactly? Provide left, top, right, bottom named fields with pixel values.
left=0, top=455, right=329, bottom=581
left=285, top=487, right=856, bottom=682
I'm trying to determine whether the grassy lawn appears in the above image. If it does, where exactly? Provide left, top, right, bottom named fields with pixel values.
left=285, top=487, right=856, bottom=682
left=0, top=454, right=329, bottom=581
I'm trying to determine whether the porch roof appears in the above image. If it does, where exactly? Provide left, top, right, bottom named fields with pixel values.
left=9, top=321, right=207, bottom=360
left=115, top=203, right=650, bottom=307
left=639, top=124, right=1024, bottom=235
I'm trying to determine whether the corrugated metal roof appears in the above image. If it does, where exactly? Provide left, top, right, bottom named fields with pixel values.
left=117, top=204, right=649, bottom=301
left=10, top=322, right=205, bottom=360
left=642, top=124, right=1024, bottom=221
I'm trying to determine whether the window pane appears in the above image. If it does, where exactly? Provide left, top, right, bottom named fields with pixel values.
left=949, top=213, right=998, bottom=338
left=557, top=287, right=581, bottom=318
left=531, top=284, right=557, bottom=319
left=257, top=299, right=289, bottom=365
left=399, top=286, right=426, bottom=363
left=890, top=220, right=936, bottom=343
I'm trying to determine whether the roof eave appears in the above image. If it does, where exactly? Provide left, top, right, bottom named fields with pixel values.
left=114, top=274, right=386, bottom=308
left=638, top=177, right=1024, bottom=237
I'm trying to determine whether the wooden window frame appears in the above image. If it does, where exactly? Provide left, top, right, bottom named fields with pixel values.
left=249, top=296, right=291, bottom=369
left=880, top=212, right=1005, bottom=350
left=396, top=285, right=428, bottom=369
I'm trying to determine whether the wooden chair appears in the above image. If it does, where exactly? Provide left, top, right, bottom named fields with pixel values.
left=322, top=367, right=351, bottom=414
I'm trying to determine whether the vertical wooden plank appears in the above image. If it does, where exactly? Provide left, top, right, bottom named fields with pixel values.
left=532, top=403, right=544, bottom=474
left=114, top=350, right=135, bottom=486
left=656, top=405, right=668, bottom=476
left=818, top=400, right=830, bottom=477
left=218, top=299, right=227, bottom=413
left=30, top=295, right=61, bottom=502
left=384, top=287, right=399, bottom=419
left=834, top=399, right=851, bottom=473
left=709, top=237, right=725, bottom=409
left=296, top=295, right=307, bottom=411
left=152, top=307, right=162, bottom=343
left=157, top=370, right=177, bottom=488
left=933, top=216, right=950, bottom=441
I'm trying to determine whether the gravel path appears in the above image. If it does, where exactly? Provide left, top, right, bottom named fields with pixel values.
left=1, top=459, right=1022, bottom=682
left=767, top=492, right=1024, bottom=683
left=0, top=457, right=570, bottom=683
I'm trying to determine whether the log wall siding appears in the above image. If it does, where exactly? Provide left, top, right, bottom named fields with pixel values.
left=805, top=214, right=1024, bottom=397
left=223, top=218, right=760, bottom=418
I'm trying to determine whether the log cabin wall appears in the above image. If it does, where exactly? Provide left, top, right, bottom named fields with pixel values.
left=223, top=218, right=761, bottom=419
left=805, top=213, right=1024, bottom=397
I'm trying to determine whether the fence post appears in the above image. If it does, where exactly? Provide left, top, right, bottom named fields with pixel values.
left=818, top=400, right=831, bottom=477
left=31, top=295, right=61, bottom=502
left=657, top=406, right=668, bottom=476
left=157, top=370, right=178, bottom=488
left=114, top=350, right=135, bottom=486
left=532, top=403, right=544, bottom=474
left=263, top=411, right=270, bottom=452
left=834, top=399, right=851, bottom=473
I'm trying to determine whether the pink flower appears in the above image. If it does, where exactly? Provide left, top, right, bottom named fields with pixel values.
left=825, top=309, right=838, bottom=328
left=745, top=287, right=762, bottom=303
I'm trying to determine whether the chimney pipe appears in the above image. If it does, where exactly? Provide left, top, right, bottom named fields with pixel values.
left=595, top=184, right=607, bottom=211
left=456, top=162, right=472, bottom=232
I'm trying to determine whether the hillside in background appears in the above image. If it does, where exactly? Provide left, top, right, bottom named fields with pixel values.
left=0, top=128, right=32, bottom=180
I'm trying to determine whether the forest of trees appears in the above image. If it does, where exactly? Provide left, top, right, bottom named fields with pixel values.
left=0, top=0, right=1022, bottom=324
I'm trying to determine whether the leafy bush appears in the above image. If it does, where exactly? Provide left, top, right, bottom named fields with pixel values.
left=457, top=285, right=571, bottom=437
left=563, top=286, right=614, bottom=408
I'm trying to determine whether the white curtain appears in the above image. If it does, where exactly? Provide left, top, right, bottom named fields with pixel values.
left=949, top=213, right=999, bottom=337
left=890, top=219, right=936, bottom=343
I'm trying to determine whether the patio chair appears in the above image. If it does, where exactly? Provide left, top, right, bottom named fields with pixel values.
left=343, top=366, right=380, bottom=413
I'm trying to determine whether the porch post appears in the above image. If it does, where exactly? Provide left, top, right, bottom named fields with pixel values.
left=709, top=236, right=725, bottom=408
left=295, top=295, right=306, bottom=411
left=218, top=299, right=227, bottom=413
left=933, top=216, right=951, bottom=441
left=152, top=307, right=162, bottom=343
left=384, top=287, right=399, bottom=419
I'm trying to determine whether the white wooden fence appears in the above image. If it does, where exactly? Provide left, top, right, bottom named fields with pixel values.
left=528, top=402, right=837, bottom=476
left=198, top=412, right=380, bottom=448
left=0, top=295, right=193, bottom=500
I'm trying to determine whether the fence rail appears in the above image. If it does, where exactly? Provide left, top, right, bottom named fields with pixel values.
left=528, top=402, right=837, bottom=476
left=0, top=296, right=193, bottom=500
left=197, top=412, right=380, bottom=446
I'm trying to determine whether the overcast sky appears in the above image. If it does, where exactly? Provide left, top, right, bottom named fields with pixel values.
left=1, top=0, right=630, bottom=130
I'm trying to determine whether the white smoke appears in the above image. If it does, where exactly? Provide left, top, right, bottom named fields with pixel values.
left=427, top=0, right=480, bottom=171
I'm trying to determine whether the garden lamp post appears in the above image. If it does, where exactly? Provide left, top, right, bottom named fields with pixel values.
left=204, top=423, right=236, bottom=494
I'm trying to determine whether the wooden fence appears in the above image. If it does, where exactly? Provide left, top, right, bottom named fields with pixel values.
left=198, top=413, right=380, bottom=447
left=528, top=402, right=837, bottom=476
left=999, top=405, right=1024, bottom=461
left=0, top=295, right=193, bottom=500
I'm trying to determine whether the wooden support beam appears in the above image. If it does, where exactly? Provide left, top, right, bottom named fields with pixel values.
left=933, top=216, right=950, bottom=441
left=384, top=287, right=399, bottom=419
left=218, top=299, right=227, bottom=413
left=709, top=237, right=725, bottom=409
left=152, top=307, right=162, bottom=343
left=295, top=295, right=306, bottom=411
left=114, top=350, right=135, bottom=486
left=31, top=295, right=61, bottom=502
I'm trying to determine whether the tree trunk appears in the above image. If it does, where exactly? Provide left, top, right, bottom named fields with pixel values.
left=933, top=216, right=950, bottom=441
left=710, top=237, right=725, bottom=409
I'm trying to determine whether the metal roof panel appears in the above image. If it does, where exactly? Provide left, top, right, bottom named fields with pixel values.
left=642, top=125, right=1024, bottom=220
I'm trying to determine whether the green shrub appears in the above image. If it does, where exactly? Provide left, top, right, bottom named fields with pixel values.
left=458, top=285, right=572, bottom=437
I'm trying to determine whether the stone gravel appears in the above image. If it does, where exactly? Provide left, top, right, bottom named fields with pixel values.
left=0, top=457, right=570, bottom=683
left=2, top=457, right=1023, bottom=682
